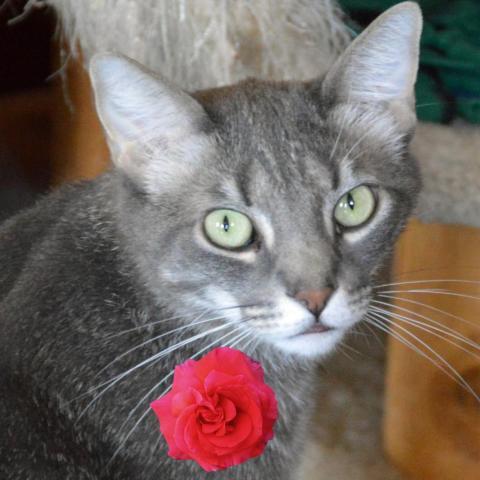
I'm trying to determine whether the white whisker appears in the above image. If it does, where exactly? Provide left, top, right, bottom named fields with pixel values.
left=362, top=321, right=384, bottom=346
left=240, top=334, right=258, bottom=356
left=375, top=293, right=480, bottom=331
left=374, top=279, right=480, bottom=290
left=336, top=342, right=358, bottom=360
left=94, top=312, right=219, bottom=379
left=249, top=338, right=262, bottom=358
left=365, top=315, right=471, bottom=391
left=329, top=105, right=349, bottom=161
left=329, top=90, right=353, bottom=162
left=369, top=305, right=480, bottom=360
left=104, top=306, right=211, bottom=339
left=225, top=329, right=252, bottom=350
left=377, top=289, right=480, bottom=302
left=75, top=323, right=231, bottom=421
left=371, top=300, right=480, bottom=351
left=367, top=312, right=480, bottom=402
left=235, top=332, right=254, bottom=352
left=338, top=125, right=374, bottom=165
left=107, top=408, right=151, bottom=469
left=103, top=301, right=257, bottom=340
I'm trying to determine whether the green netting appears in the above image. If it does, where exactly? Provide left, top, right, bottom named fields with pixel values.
left=340, top=0, right=480, bottom=123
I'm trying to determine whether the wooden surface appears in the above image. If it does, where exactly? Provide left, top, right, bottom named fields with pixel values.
left=50, top=55, right=109, bottom=184
left=384, top=219, right=480, bottom=479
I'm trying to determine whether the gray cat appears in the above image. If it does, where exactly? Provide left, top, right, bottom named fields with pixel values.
left=0, top=3, right=422, bottom=479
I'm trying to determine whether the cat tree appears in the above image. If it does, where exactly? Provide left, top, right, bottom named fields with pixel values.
left=40, top=0, right=350, bottom=90
left=27, top=1, right=480, bottom=478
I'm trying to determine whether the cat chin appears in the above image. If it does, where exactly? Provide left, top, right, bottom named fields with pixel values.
left=271, top=328, right=345, bottom=358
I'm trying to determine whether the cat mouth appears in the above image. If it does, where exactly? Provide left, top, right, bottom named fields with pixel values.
left=300, top=322, right=334, bottom=335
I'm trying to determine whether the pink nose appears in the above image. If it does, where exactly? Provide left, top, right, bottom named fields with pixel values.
left=295, top=288, right=333, bottom=316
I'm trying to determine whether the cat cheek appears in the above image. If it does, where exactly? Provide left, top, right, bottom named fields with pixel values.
left=321, top=288, right=367, bottom=329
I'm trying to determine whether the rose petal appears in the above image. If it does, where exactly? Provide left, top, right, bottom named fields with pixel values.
left=171, top=361, right=203, bottom=393
left=216, top=384, right=260, bottom=414
left=171, top=389, right=197, bottom=416
left=206, top=411, right=252, bottom=448
left=197, top=406, right=220, bottom=424
left=201, top=422, right=222, bottom=435
left=195, top=347, right=265, bottom=384
left=204, top=370, right=244, bottom=395
left=183, top=413, right=201, bottom=454
left=173, top=405, right=198, bottom=455
left=151, top=394, right=176, bottom=439
left=193, top=456, right=223, bottom=472
left=219, top=396, right=236, bottom=422
left=214, top=423, right=227, bottom=436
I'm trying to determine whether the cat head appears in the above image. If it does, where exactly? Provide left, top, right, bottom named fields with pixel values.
left=90, top=2, right=422, bottom=358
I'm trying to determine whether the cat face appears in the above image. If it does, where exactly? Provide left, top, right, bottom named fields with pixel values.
left=90, top=3, right=422, bottom=358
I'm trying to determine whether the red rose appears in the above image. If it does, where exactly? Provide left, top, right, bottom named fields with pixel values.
left=151, top=347, right=278, bottom=471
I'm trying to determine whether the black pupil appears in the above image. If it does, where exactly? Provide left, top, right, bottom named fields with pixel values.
left=222, top=215, right=230, bottom=232
left=347, top=193, right=355, bottom=210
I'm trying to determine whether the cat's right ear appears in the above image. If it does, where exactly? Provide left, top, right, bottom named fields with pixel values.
left=89, top=54, right=212, bottom=193
left=322, top=2, right=422, bottom=133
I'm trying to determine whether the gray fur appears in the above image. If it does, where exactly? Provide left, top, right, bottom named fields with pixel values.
left=0, top=3, right=422, bottom=479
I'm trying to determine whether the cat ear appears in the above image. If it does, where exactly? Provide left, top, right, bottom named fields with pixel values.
left=89, top=53, right=211, bottom=192
left=322, top=2, right=422, bottom=131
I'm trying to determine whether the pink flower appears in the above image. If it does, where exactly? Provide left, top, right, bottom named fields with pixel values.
left=151, top=347, right=278, bottom=471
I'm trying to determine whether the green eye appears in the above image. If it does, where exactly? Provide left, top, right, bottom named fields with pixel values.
left=334, top=185, right=376, bottom=228
left=204, top=209, right=254, bottom=250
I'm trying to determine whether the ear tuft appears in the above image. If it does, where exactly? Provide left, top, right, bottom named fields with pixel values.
left=323, top=2, right=422, bottom=130
left=90, top=54, right=206, bottom=147
left=89, top=54, right=211, bottom=193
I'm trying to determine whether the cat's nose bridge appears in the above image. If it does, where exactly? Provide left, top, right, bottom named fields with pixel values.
left=274, top=236, right=335, bottom=291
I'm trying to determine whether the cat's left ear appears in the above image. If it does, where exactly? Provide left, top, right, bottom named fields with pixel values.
left=89, top=54, right=212, bottom=193
left=322, top=2, right=422, bottom=132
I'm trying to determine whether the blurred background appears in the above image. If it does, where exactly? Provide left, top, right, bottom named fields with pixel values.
left=0, top=0, right=53, bottom=221
left=0, top=0, right=108, bottom=223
